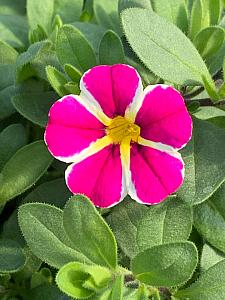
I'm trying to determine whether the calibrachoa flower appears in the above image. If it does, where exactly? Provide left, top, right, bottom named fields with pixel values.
left=44, top=64, right=192, bottom=208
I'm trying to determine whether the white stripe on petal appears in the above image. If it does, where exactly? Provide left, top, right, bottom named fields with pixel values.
left=124, top=71, right=143, bottom=122
left=125, top=84, right=172, bottom=123
left=138, top=136, right=184, bottom=176
left=80, top=70, right=112, bottom=126
left=127, top=136, right=185, bottom=204
left=57, top=135, right=112, bottom=164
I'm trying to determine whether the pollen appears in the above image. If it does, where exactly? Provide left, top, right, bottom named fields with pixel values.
left=106, top=116, right=140, bottom=144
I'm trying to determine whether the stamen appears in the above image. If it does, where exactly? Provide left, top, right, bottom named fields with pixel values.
left=106, top=116, right=140, bottom=144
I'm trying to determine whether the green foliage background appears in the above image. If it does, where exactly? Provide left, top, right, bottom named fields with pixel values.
left=0, top=0, right=225, bottom=299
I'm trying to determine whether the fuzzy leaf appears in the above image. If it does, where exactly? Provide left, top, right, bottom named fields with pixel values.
left=93, top=0, right=121, bottom=35
left=46, top=66, right=68, bottom=97
left=16, top=40, right=59, bottom=82
left=99, top=30, right=125, bottom=65
left=193, top=26, right=224, bottom=59
left=12, top=91, right=57, bottom=126
left=107, top=199, right=147, bottom=258
left=0, top=15, right=28, bottom=48
left=189, top=0, right=203, bottom=40
left=18, top=203, right=91, bottom=269
left=56, top=262, right=111, bottom=299
left=194, top=182, right=225, bottom=253
left=63, top=195, right=117, bottom=269
left=0, top=40, right=18, bottom=64
left=0, top=141, right=53, bottom=204
left=71, top=22, right=106, bottom=55
left=23, top=178, right=72, bottom=207
left=0, top=124, right=26, bottom=170
left=56, top=25, right=96, bottom=72
left=54, top=0, right=83, bottom=23
left=201, top=243, right=225, bottom=273
left=122, top=8, right=212, bottom=86
left=137, top=198, right=193, bottom=251
left=27, top=0, right=54, bottom=33
left=0, top=239, right=26, bottom=273
left=178, top=118, right=225, bottom=205
left=131, top=242, right=198, bottom=287
left=119, top=0, right=152, bottom=12
left=176, top=259, right=225, bottom=299
left=151, top=0, right=188, bottom=32
left=64, top=64, right=82, bottom=82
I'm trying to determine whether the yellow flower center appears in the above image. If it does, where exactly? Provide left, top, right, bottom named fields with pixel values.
left=106, top=116, right=140, bottom=144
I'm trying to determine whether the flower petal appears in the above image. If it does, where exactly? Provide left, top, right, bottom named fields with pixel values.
left=135, top=85, right=192, bottom=149
left=129, top=144, right=184, bottom=205
left=80, top=64, right=143, bottom=118
left=65, top=145, right=126, bottom=208
left=44, top=95, right=105, bottom=163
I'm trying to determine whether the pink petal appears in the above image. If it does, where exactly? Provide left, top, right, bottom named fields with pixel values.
left=80, top=64, right=143, bottom=118
left=129, top=144, right=184, bottom=205
left=65, top=145, right=126, bottom=208
left=45, top=95, right=105, bottom=162
left=135, top=85, right=192, bottom=149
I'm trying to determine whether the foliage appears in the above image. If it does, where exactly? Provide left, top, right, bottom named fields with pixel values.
left=0, top=0, right=225, bottom=299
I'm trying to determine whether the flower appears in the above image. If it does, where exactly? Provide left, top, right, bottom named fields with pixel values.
left=44, top=64, right=192, bottom=208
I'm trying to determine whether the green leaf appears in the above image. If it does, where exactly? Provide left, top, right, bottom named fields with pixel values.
left=12, top=91, right=57, bottom=127
left=0, top=141, right=53, bottom=204
left=207, top=41, right=225, bottom=75
left=0, top=40, right=18, bottom=64
left=0, top=64, right=15, bottom=90
left=137, top=198, right=193, bottom=252
left=151, top=0, right=188, bottom=32
left=54, top=0, right=83, bottom=23
left=189, top=0, right=203, bottom=40
left=0, top=85, right=17, bottom=121
left=121, top=8, right=212, bottom=85
left=46, top=66, right=68, bottom=97
left=64, top=64, right=82, bottom=82
left=176, top=259, right=225, bottom=299
left=93, top=0, right=121, bottom=35
left=109, top=275, right=123, bottom=300
left=63, top=195, right=117, bottom=269
left=13, top=248, right=42, bottom=282
left=0, top=15, right=28, bottom=48
left=56, top=262, right=96, bottom=299
left=1, top=210, right=24, bottom=245
left=131, top=242, right=198, bottom=287
left=64, top=82, right=80, bottom=94
left=56, top=25, right=97, bottom=72
left=201, top=74, right=220, bottom=101
left=201, top=243, right=225, bottom=273
left=0, top=239, right=26, bottom=273
left=0, top=0, right=26, bottom=15
left=208, top=0, right=222, bottom=25
left=0, top=124, right=26, bottom=170
left=124, top=284, right=149, bottom=300
left=194, top=182, right=225, bottom=253
left=178, top=118, right=225, bottom=205
left=193, top=106, right=225, bottom=120
left=119, top=0, right=152, bottom=12
left=16, top=40, right=59, bottom=82
left=29, top=25, right=48, bottom=44
left=27, top=0, right=54, bottom=33
left=194, top=26, right=225, bottom=59
left=25, top=284, right=70, bottom=300
left=107, top=199, right=147, bottom=258
left=18, top=203, right=91, bottom=269
left=99, top=30, right=125, bottom=65
left=71, top=22, right=106, bottom=55
left=23, top=178, right=72, bottom=207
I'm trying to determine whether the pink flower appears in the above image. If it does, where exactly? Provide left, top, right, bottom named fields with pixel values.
left=44, top=64, right=192, bottom=208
